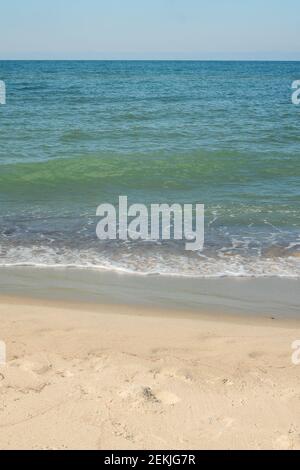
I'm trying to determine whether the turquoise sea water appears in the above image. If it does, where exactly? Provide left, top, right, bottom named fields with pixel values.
left=0, top=61, right=299, bottom=277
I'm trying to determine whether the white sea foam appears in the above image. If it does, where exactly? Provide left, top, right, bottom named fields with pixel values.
left=0, top=245, right=299, bottom=279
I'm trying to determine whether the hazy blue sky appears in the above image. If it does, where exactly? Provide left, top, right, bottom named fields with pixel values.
left=0, top=0, right=299, bottom=59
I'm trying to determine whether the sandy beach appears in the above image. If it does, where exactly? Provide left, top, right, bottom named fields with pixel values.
left=0, top=294, right=300, bottom=450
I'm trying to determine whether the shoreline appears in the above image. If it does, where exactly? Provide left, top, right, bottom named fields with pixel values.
left=0, top=266, right=300, bottom=319
left=1, top=293, right=300, bottom=329
left=0, top=294, right=300, bottom=449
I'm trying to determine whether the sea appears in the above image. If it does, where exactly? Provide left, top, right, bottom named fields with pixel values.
left=0, top=60, right=300, bottom=278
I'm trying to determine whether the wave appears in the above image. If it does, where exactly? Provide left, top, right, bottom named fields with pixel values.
left=0, top=244, right=299, bottom=279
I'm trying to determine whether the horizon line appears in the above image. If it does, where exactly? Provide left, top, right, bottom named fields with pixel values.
left=1, top=58, right=300, bottom=62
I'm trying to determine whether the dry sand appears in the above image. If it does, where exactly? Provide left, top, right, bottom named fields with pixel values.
left=0, top=296, right=299, bottom=450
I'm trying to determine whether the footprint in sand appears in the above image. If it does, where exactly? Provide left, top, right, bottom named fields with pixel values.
left=142, top=387, right=160, bottom=403
left=151, top=367, right=193, bottom=384
left=249, top=351, right=265, bottom=359
left=155, top=390, right=181, bottom=405
left=141, top=387, right=180, bottom=406
left=35, top=364, right=53, bottom=375
left=56, top=370, right=74, bottom=378
left=120, top=385, right=180, bottom=408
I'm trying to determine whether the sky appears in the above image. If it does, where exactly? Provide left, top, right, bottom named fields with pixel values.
left=0, top=0, right=299, bottom=60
